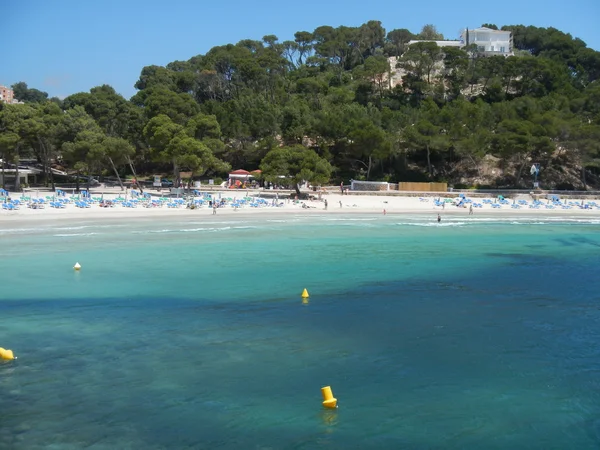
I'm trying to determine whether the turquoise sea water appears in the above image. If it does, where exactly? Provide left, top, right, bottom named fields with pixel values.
left=2, top=213, right=600, bottom=449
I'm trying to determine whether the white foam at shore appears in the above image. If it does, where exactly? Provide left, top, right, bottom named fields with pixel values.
left=395, top=221, right=468, bottom=227
left=53, top=232, right=100, bottom=237
left=3, top=215, right=600, bottom=238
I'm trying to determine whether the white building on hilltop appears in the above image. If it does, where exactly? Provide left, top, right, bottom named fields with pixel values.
left=405, top=27, right=513, bottom=57
left=461, top=27, right=513, bottom=56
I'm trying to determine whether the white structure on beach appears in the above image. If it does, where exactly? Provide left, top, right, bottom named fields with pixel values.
left=0, top=168, right=41, bottom=186
left=0, top=163, right=68, bottom=187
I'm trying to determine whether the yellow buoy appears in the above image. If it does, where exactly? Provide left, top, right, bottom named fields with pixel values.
left=301, top=288, right=309, bottom=298
left=321, top=386, right=337, bottom=409
left=73, top=262, right=81, bottom=271
left=0, top=348, right=16, bottom=360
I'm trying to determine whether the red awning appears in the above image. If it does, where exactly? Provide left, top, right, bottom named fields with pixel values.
left=229, top=169, right=250, bottom=175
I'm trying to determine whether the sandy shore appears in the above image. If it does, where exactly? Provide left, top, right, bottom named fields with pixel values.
left=1, top=188, right=599, bottom=226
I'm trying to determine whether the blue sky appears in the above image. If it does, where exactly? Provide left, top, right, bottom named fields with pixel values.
left=3, top=0, right=599, bottom=100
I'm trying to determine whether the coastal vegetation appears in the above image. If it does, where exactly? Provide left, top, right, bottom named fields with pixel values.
left=1, top=23, right=600, bottom=190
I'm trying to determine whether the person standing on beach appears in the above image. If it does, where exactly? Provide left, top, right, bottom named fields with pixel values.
left=469, top=204, right=473, bottom=215
left=324, top=199, right=328, bottom=210
left=437, top=214, right=441, bottom=223
left=340, top=182, right=344, bottom=195
left=339, top=201, right=342, bottom=208
left=212, top=204, right=217, bottom=215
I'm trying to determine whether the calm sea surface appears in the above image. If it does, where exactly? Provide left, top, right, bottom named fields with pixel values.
left=2, top=213, right=600, bottom=449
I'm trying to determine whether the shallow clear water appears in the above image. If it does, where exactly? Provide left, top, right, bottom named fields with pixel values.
left=2, top=214, right=600, bottom=449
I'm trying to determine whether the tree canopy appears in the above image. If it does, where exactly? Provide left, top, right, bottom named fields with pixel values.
left=3, top=21, right=600, bottom=190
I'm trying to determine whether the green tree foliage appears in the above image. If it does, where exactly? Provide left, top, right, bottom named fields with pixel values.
left=103, top=137, right=136, bottom=190
left=11, top=82, right=49, bottom=103
left=354, top=55, right=391, bottom=104
left=348, top=118, right=392, bottom=179
left=260, top=145, right=333, bottom=195
left=63, top=85, right=140, bottom=138
left=143, top=113, right=229, bottom=185
left=503, top=25, right=600, bottom=85
left=13, top=21, right=600, bottom=191
left=143, top=87, right=200, bottom=124
left=58, top=106, right=137, bottom=190
left=385, top=29, right=414, bottom=58
left=0, top=132, right=19, bottom=189
left=27, top=102, right=63, bottom=187
left=0, top=104, right=40, bottom=189
left=417, top=24, right=444, bottom=41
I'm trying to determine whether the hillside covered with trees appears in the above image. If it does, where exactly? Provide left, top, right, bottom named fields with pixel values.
left=1, top=22, right=600, bottom=191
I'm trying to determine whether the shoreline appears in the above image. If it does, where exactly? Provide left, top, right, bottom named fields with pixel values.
left=2, top=190, right=600, bottom=228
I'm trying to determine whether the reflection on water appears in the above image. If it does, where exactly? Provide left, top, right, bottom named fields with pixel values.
left=320, top=408, right=339, bottom=431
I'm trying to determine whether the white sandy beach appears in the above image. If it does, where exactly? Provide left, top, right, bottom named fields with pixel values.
left=1, top=187, right=600, bottom=226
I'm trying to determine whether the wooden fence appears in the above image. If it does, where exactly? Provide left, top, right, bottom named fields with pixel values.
left=397, top=182, right=447, bottom=192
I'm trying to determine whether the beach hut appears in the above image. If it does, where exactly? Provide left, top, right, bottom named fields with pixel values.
left=228, top=169, right=254, bottom=187
left=229, top=169, right=251, bottom=177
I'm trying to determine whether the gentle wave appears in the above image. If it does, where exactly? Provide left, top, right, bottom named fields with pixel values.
left=54, top=224, right=128, bottom=230
left=0, top=223, right=128, bottom=235
left=451, top=216, right=600, bottom=224
left=0, top=227, right=45, bottom=234
left=53, top=232, right=101, bottom=237
left=392, top=217, right=600, bottom=227
left=322, top=217, right=378, bottom=222
left=395, top=222, right=467, bottom=227
left=187, top=221, right=246, bottom=225
left=2, top=215, right=600, bottom=238
left=181, top=227, right=231, bottom=232
left=130, top=226, right=237, bottom=234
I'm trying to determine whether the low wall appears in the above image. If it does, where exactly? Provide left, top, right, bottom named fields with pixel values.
left=398, top=182, right=447, bottom=192
left=350, top=181, right=448, bottom=192
left=350, top=181, right=391, bottom=191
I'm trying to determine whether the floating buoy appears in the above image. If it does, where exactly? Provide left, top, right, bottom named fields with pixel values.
left=321, top=386, right=337, bottom=409
left=0, top=348, right=16, bottom=360
left=301, top=288, right=309, bottom=298
left=73, top=262, right=81, bottom=271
